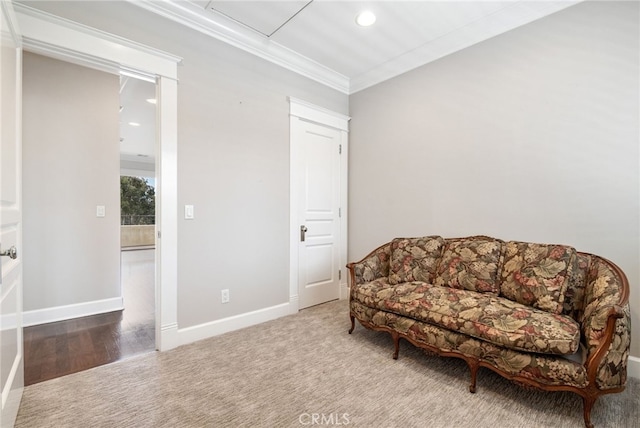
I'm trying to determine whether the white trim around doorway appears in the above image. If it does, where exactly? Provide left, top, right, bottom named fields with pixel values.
left=15, top=4, right=182, bottom=352
left=288, top=97, right=350, bottom=312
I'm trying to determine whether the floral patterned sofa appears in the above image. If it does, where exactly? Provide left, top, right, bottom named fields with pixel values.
left=346, top=235, right=630, bottom=428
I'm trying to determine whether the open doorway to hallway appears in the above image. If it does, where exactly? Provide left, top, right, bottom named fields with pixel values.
left=22, top=61, right=158, bottom=385
left=119, top=75, right=157, bottom=355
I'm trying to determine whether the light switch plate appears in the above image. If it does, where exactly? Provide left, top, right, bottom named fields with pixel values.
left=96, top=205, right=106, bottom=217
left=185, top=205, right=194, bottom=220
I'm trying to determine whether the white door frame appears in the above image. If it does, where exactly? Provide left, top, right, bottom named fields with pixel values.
left=14, top=4, right=182, bottom=351
left=288, top=97, right=350, bottom=312
left=1, top=1, right=23, bottom=425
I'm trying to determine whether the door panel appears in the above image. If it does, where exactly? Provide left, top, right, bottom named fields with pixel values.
left=1, top=1, right=23, bottom=426
left=1, top=283, right=18, bottom=389
left=297, top=120, right=341, bottom=309
left=306, top=244, right=333, bottom=284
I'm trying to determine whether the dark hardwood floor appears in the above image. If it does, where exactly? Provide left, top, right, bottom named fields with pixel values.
left=24, top=248, right=156, bottom=386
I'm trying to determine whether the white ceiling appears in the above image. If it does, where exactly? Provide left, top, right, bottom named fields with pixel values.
left=133, top=0, right=581, bottom=94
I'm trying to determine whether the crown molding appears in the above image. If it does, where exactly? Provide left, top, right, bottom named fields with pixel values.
left=128, top=0, right=350, bottom=94
left=130, top=1, right=581, bottom=96
left=22, top=0, right=582, bottom=95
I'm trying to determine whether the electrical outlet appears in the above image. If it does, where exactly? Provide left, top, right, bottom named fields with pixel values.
left=221, top=289, right=230, bottom=304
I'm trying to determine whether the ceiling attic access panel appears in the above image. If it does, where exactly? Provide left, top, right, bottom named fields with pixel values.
left=206, top=0, right=311, bottom=37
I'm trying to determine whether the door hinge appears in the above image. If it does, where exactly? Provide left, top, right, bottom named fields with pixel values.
left=339, top=270, right=342, bottom=280
left=338, top=144, right=342, bottom=154
left=339, top=207, right=341, bottom=218
left=157, top=231, right=161, bottom=239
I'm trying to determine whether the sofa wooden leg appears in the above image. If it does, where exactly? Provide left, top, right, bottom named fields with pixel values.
left=468, top=360, right=479, bottom=393
left=348, top=314, right=355, bottom=334
left=392, top=333, right=400, bottom=360
left=582, top=395, right=596, bottom=428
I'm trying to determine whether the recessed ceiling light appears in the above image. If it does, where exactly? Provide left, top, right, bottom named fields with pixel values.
left=356, top=10, right=376, bottom=27
left=128, top=122, right=141, bottom=127
left=146, top=98, right=157, bottom=104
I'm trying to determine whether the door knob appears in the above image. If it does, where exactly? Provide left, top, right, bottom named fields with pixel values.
left=300, top=225, right=308, bottom=242
left=0, top=245, right=17, bottom=260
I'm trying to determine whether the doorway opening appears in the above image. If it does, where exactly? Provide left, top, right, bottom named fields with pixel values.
left=119, top=75, right=157, bottom=357
left=22, top=57, right=159, bottom=385
left=17, top=4, right=181, bottom=392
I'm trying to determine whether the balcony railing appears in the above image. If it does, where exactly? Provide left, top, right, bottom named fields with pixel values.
left=121, top=215, right=155, bottom=225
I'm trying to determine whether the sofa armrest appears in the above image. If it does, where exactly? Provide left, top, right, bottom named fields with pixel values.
left=346, top=242, right=391, bottom=286
left=581, top=256, right=631, bottom=390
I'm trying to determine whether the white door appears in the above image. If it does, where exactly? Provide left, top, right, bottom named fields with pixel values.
left=295, top=119, right=342, bottom=309
left=0, top=1, right=23, bottom=426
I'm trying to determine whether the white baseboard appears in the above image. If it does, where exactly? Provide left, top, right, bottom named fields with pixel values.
left=628, top=355, right=640, bottom=379
left=288, top=294, right=299, bottom=315
left=158, top=322, right=179, bottom=352
left=23, top=297, right=124, bottom=327
left=174, top=300, right=293, bottom=348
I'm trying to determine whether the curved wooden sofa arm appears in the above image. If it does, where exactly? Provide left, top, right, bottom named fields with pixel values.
left=581, top=255, right=631, bottom=391
left=346, top=242, right=391, bottom=287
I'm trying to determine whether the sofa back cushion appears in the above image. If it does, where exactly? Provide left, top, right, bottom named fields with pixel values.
left=499, top=241, right=577, bottom=314
left=561, top=252, right=591, bottom=322
left=388, top=236, right=445, bottom=285
left=433, top=236, right=503, bottom=294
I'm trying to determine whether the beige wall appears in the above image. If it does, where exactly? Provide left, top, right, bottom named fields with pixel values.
left=22, top=52, right=121, bottom=311
left=349, top=1, right=639, bottom=357
left=25, top=1, right=349, bottom=328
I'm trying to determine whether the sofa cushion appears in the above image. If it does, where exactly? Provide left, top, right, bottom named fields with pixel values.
left=561, top=253, right=590, bottom=322
left=499, top=241, right=577, bottom=315
left=351, top=277, right=429, bottom=310
left=433, top=236, right=503, bottom=294
left=354, top=281, right=580, bottom=355
left=350, top=301, right=588, bottom=388
left=388, top=236, right=445, bottom=285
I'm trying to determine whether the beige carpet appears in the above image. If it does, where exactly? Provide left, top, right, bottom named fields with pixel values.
left=15, top=299, right=639, bottom=428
